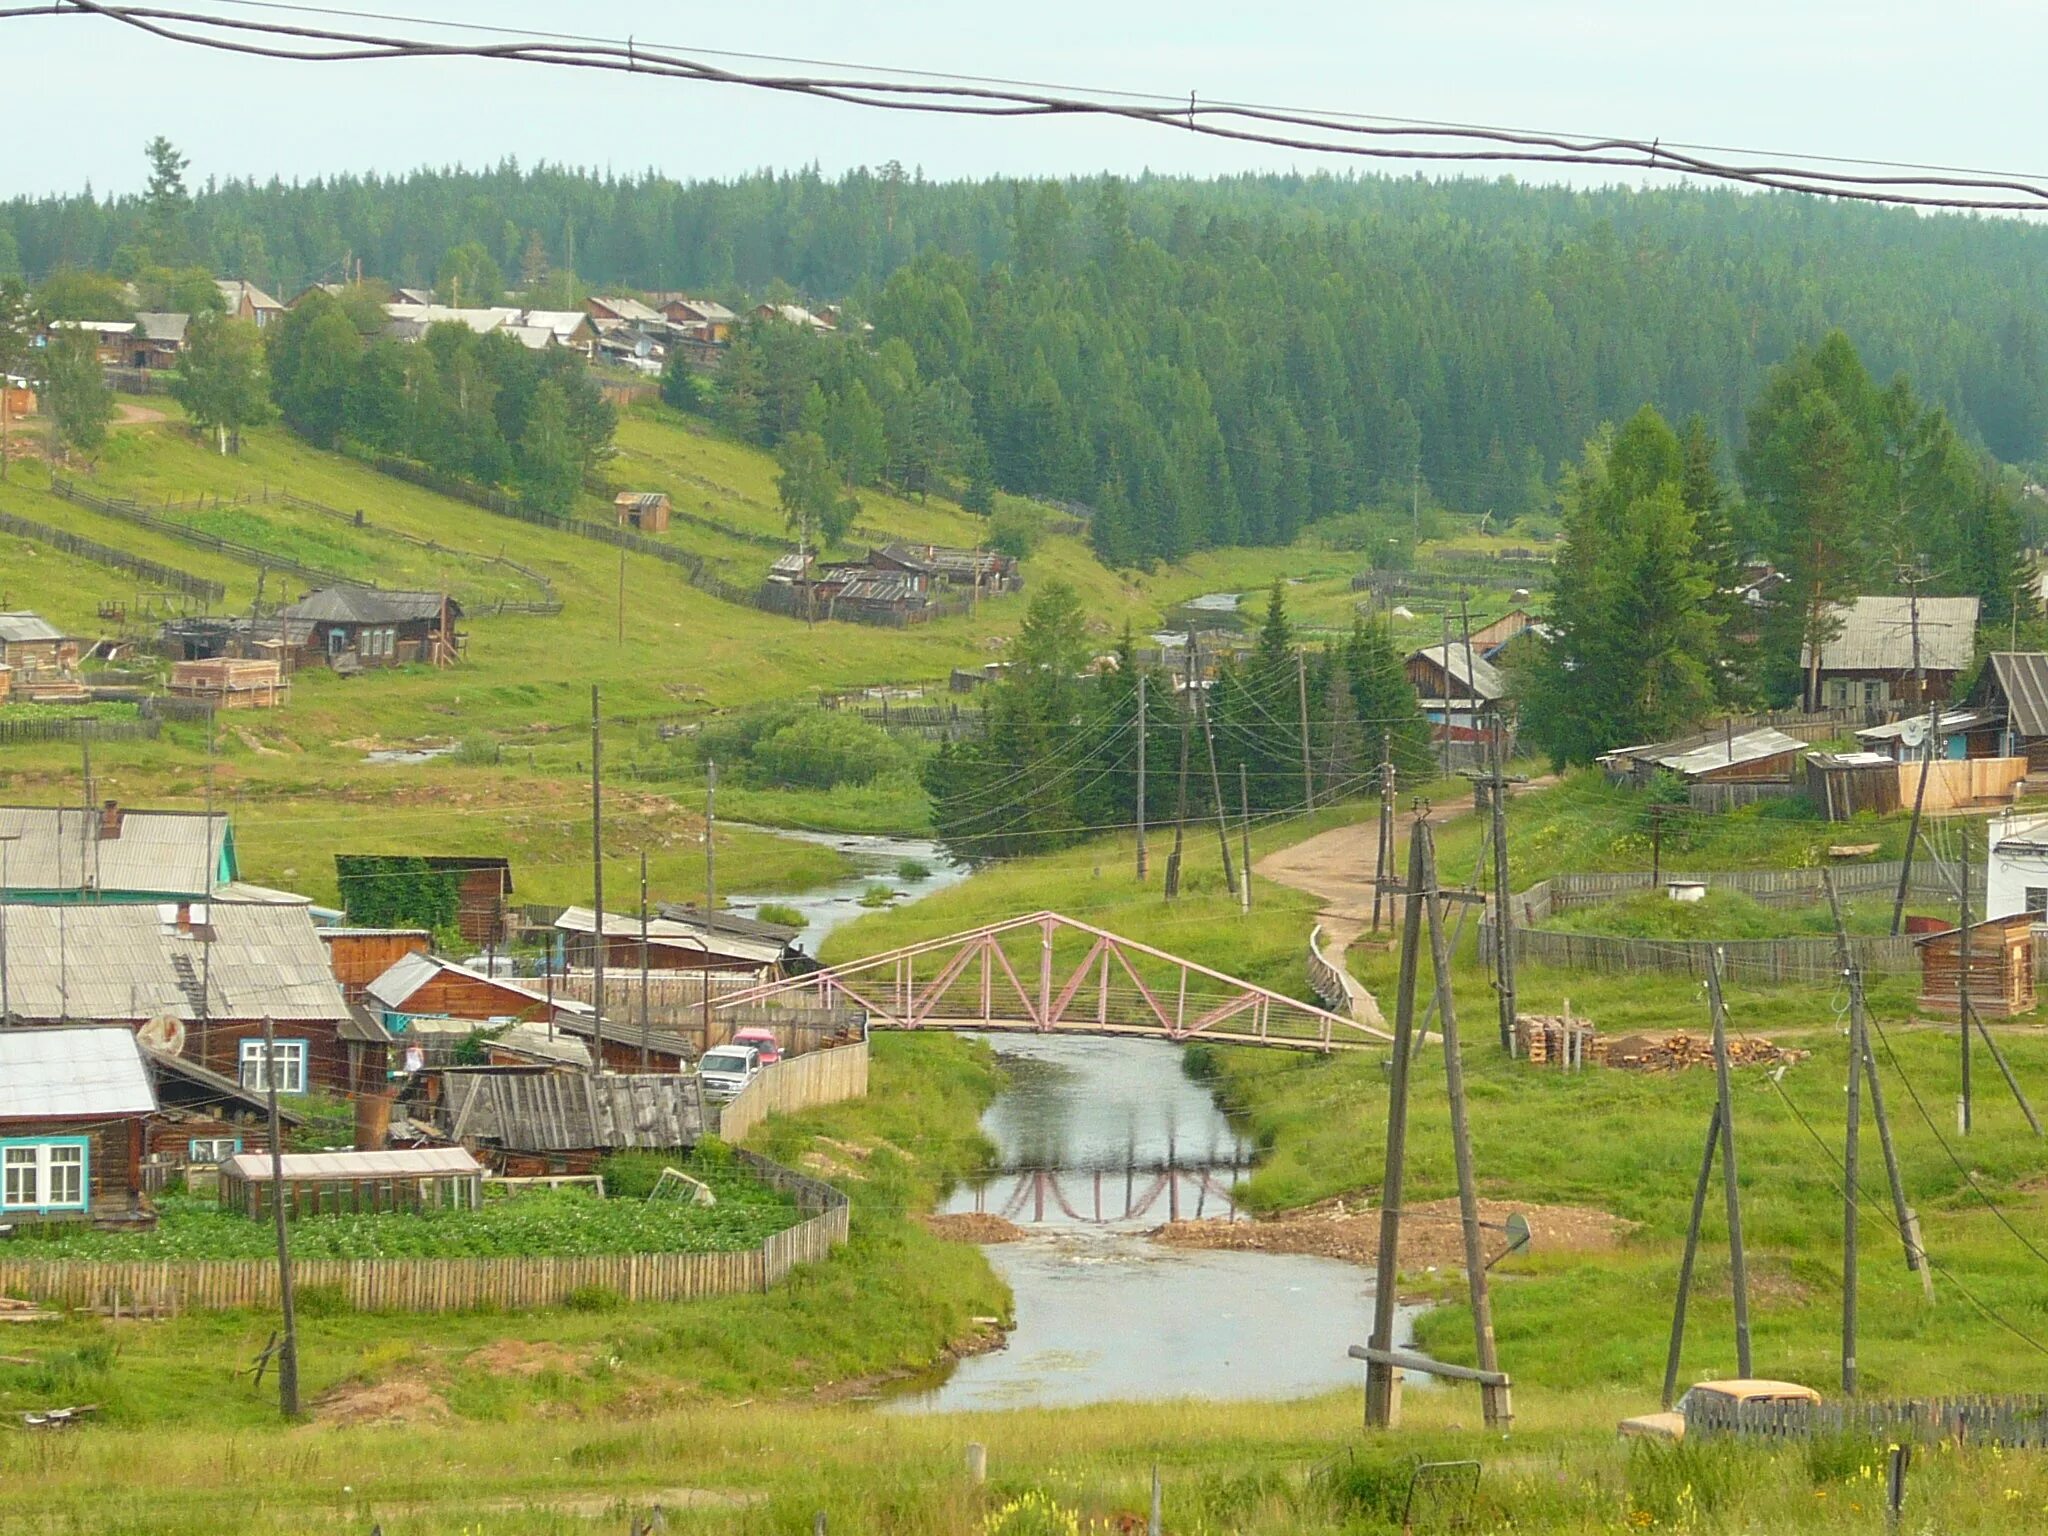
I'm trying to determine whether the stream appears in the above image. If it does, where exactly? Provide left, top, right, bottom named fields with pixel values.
left=890, top=1033, right=1420, bottom=1412
left=721, top=826, right=970, bottom=956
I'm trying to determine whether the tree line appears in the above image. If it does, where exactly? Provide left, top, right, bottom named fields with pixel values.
left=926, top=581, right=1431, bottom=861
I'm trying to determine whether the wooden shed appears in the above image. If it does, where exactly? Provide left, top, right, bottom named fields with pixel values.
left=320, top=927, right=433, bottom=1000
left=614, top=491, right=671, bottom=532
left=218, top=1146, right=483, bottom=1218
left=1914, top=913, right=2037, bottom=1018
left=169, top=657, right=290, bottom=708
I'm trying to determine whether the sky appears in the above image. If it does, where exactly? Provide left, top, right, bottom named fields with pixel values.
left=2, top=1, right=2044, bottom=200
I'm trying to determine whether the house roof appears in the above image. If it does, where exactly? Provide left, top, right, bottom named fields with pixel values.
left=1911, top=912, right=2038, bottom=947
left=383, top=303, right=523, bottom=335
left=280, top=586, right=459, bottom=625
left=365, top=952, right=561, bottom=1018
left=47, top=319, right=139, bottom=338
left=223, top=1146, right=480, bottom=1182
left=216, top=279, right=283, bottom=313
left=0, top=899, right=353, bottom=1022
left=1408, top=643, right=1506, bottom=701
left=519, top=310, right=593, bottom=341
left=1988, top=652, right=2048, bottom=739
left=133, top=311, right=190, bottom=344
left=0, top=612, right=65, bottom=643
left=1803, top=595, right=1980, bottom=674
left=554, top=905, right=788, bottom=966
left=837, top=575, right=925, bottom=606
left=0, top=1027, right=158, bottom=1118
left=1655, top=727, right=1808, bottom=778
left=666, top=298, right=736, bottom=323
left=439, top=1072, right=703, bottom=1151
left=1856, top=708, right=2003, bottom=744
left=590, top=295, right=664, bottom=324
left=147, top=1045, right=305, bottom=1124
left=0, top=805, right=229, bottom=894
left=652, top=903, right=801, bottom=949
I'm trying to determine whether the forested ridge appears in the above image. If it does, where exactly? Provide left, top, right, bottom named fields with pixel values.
left=10, top=166, right=2048, bottom=560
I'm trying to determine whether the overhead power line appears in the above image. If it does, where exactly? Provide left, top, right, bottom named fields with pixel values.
left=8, top=1, right=2048, bottom=211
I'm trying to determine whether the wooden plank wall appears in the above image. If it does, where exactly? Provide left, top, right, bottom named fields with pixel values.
left=716, top=1042, right=871, bottom=1145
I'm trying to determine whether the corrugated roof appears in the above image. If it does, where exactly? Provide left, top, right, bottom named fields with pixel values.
left=216, top=279, right=283, bottom=312
left=133, top=311, right=189, bottom=344
left=1654, top=727, right=1808, bottom=778
left=1856, top=708, right=2002, bottom=743
left=1408, top=643, right=1506, bottom=702
left=0, top=805, right=228, bottom=894
left=222, top=1146, right=479, bottom=1181
left=1989, top=653, right=2048, bottom=739
left=0, top=612, right=66, bottom=643
left=1804, top=595, right=1980, bottom=674
left=556, top=905, right=788, bottom=966
left=0, top=899, right=352, bottom=1022
left=0, top=1027, right=157, bottom=1118
left=652, top=903, right=799, bottom=947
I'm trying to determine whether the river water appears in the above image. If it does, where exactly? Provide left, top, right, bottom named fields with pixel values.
left=892, top=1032, right=1418, bottom=1412
left=721, top=827, right=970, bottom=957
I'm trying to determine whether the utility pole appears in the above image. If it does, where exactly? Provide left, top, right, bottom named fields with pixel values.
left=1165, top=642, right=1192, bottom=900
left=705, top=759, right=718, bottom=912
left=1662, top=1102, right=1724, bottom=1410
left=1489, top=706, right=1515, bottom=1052
left=1892, top=565, right=1937, bottom=935
left=617, top=545, right=626, bottom=646
left=1705, top=949, right=1753, bottom=1377
left=1296, top=651, right=1315, bottom=811
left=1197, top=634, right=1237, bottom=898
left=1238, top=763, right=1253, bottom=916
left=590, top=685, right=606, bottom=1077
left=1843, top=904, right=1863, bottom=1398
left=639, top=848, right=651, bottom=1073
left=1959, top=826, right=1973, bottom=1134
left=1364, top=823, right=1426, bottom=1430
left=1372, top=732, right=1394, bottom=932
left=1135, top=670, right=1148, bottom=882
left=262, top=1014, right=300, bottom=1419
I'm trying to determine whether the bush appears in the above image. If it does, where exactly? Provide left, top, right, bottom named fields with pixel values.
left=563, top=1284, right=625, bottom=1313
left=453, top=732, right=502, bottom=766
left=749, top=711, right=911, bottom=791
left=896, top=858, right=933, bottom=882
left=754, top=902, right=806, bottom=928
left=986, top=503, right=1043, bottom=559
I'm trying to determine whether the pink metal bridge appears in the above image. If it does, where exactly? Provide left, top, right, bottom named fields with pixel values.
left=710, top=910, right=1391, bottom=1052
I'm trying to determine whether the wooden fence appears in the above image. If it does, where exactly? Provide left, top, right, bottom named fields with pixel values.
left=49, top=478, right=363, bottom=590
left=1687, top=1390, right=2048, bottom=1449
left=1899, top=757, right=2028, bottom=812
left=0, top=713, right=161, bottom=746
left=272, top=490, right=562, bottom=615
left=0, top=1151, right=848, bottom=1316
left=717, top=1040, right=871, bottom=1144
left=0, top=508, right=226, bottom=603
left=1480, top=862, right=1960, bottom=983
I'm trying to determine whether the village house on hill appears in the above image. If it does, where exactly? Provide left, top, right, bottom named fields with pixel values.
left=278, top=586, right=464, bottom=669
left=1801, top=595, right=1980, bottom=712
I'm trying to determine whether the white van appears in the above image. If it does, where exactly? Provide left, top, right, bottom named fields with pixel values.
left=697, top=1043, right=762, bottom=1101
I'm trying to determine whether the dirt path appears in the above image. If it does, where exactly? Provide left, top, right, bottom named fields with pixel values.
left=115, top=402, right=167, bottom=426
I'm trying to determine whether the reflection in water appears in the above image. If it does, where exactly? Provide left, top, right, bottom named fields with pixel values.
left=893, top=1033, right=1419, bottom=1412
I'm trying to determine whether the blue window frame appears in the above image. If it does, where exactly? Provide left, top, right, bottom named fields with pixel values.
left=1, top=1137, right=90, bottom=1213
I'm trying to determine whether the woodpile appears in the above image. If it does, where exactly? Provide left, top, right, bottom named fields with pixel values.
left=1602, top=1031, right=1807, bottom=1073
left=1514, top=1012, right=1606, bottom=1068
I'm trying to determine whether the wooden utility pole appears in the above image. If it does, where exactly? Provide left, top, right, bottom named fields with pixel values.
left=1892, top=573, right=1935, bottom=935
left=1364, top=825, right=1427, bottom=1429
left=1662, top=1103, right=1723, bottom=1410
left=1705, top=949, right=1753, bottom=1376
left=1197, top=637, right=1237, bottom=897
left=589, top=685, right=606, bottom=1077
left=1843, top=906, right=1863, bottom=1397
left=262, top=1014, right=300, bottom=1419
left=1296, top=651, right=1315, bottom=811
left=1238, top=763, right=1253, bottom=916
left=1959, top=827, right=1973, bottom=1134
left=1489, top=707, right=1515, bottom=1052
left=639, top=848, right=652, bottom=1073
left=1372, top=732, right=1395, bottom=932
left=1135, top=670, right=1148, bottom=882
left=705, top=759, right=718, bottom=912
left=617, top=545, right=626, bottom=646
left=1165, top=644, right=1192, bottom=900
left=1420, top=819, right=1509, bottom=1428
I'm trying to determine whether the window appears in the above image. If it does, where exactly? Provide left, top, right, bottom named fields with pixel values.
left=2026, top=888, right=2048, bottom=918
left=1827, top=680, right=1850, bottom=707
left=187, top=1137, right=241, bottom=1163
left=1, top=1139, right=89, bottom=1213
left=1863, top=680, right=1884, bottom=706
left=238, top=1038, right=308, bottom=1095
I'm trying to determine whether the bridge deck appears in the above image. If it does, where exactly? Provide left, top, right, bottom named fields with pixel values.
left=894, top=1018, right=1376, bottom=1052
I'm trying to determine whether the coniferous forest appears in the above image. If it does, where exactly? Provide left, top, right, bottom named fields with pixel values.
left=8, top=166, right=2048, bottom=570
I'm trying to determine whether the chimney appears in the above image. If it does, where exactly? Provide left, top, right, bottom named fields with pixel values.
left=99, top=799, right=123, bottom=839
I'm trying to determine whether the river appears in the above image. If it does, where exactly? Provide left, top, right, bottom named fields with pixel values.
left=721, top=827, right=971, bottom=957
left=891, top=1032, right=1420, bottom=1412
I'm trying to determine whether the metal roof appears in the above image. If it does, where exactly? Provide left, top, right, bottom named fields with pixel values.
left=216, top=279, right=283, bottom=312
left=1803, top=595, right=1980, bottom=674
left=1408, top=643, right=1506, bottom=702
left=0, top=612, right=65, bottom=643
left=1856, top=708, right=2002, bottom=743
left=221, top=1146, right=480, bottom=1181
left=1988, top=653, right=2048, bottom=739
left=1656, top=727, right=1808, bottom=778
left=133, top=311, right=189, bottom=344
left=0, top=805, right=229, bottom=894
left=281, top=587, right=458, bottom=625
left=0, top=1027, right=158, bottom=1118
left=0, top=899, right=352, bottom=1022
left=556, top=905, right=788, bottom=966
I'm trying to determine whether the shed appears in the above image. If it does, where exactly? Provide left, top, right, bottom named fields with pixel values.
left=438, top=1072, right=705, bottom=1163
left=218, top=1145, right=483, bottom=1218
left=1976, top=652, right=2048, bottom=771
left=1804, top=752, right=1903, bottom=820
left=169, top=657, right=289, bottom=708
left=0, top=612, right=79, bottom=678
left=320, top=927, right=432, bottom=1000
left=1914, top=913, right=2037, bottom=1018
left=613, top=491, right=671, bottom=532
left=1855, top=708, right=2006, bottom=765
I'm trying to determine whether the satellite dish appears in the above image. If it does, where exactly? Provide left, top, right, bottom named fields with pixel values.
left=137, top=1014, right=187, bottom=1057
left=1899, top=717, right=1929, bottom=750
left=1486, top=1211, right=1534, bottom=1271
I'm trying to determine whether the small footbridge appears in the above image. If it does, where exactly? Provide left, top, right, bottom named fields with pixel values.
left=711, top=911, right=1392, bottom=1052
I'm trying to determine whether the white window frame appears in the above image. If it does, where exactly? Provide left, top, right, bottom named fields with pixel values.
left=187, top=1136, right=242, bottom=1163
left=2026, top=887, right=2048, bottom=918
left=238, top=1038, right=309, bottom=1095
left=1, top=1138, right=90, bottom=1213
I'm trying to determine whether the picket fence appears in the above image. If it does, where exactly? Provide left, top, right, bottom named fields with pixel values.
left=0, top=1151, right=847, bottom=1315
left=716, top=1042, right=872, bottom=1145
left=1688, top=1390, right=2048, bottom=1449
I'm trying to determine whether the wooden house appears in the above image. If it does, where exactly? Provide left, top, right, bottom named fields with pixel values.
left=1854, top=707, right=2006, bottom=765
left=46, top=320, right=138, bottom=365
left=0, top=1028, right=159, bottom=1227
left=1406, top=642, right=1506, bottom=739
left=1599, top=727, right=1808, bottom=790
left=0, top=896, right=387, bottom=1098
left=555, top=903, right=801, bottom=974
left=0, top=612, right=79, bottom=678
left=364, top=952, right=562, bottom=1027
left=1802, top=595, right=1979, bottom=711
left=661, top=297, right=736, bottom=343
left=1915, top=913, right=2036, bottom=1018
left=333, top=854, right=511, bottom=946
left=614, top=491, right=671, bottom=532
left=129, top=311, right=189, bottom=369
left=144, top=1049, right=305, bottom=1171
left=215, top=279, right=285, bottom=329
left=219, top=1146, right=483, bottom=1218
left=0, top=802, right=235, bottom=901
left=872, top=542, right=1020, bottom=593
left=278, top=587, right=463, bottom=669
left=320, top=927, right=432, bottom=1001
left=1975, top=653, right=2048, bottom=772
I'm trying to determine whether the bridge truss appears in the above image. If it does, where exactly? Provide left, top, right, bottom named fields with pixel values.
left=712, top=910, right=1392, bottom=1051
